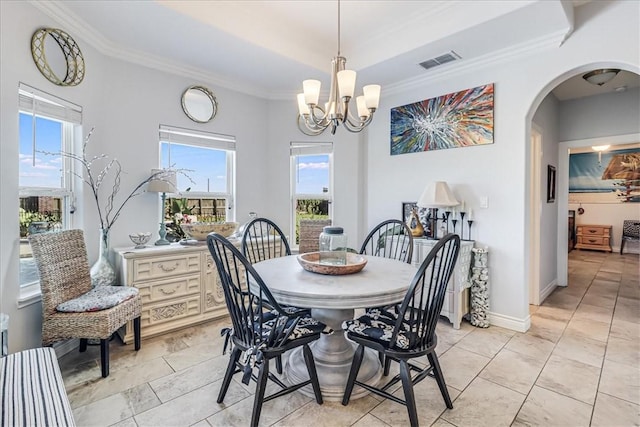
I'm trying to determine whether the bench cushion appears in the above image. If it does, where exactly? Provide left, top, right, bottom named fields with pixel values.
left=1, top=347, right=75, bottom=426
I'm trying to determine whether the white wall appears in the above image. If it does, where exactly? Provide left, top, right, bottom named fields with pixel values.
left=559, top=87, right=640, bottom=141
left=363, top=0, right=639, bottom=330
left=0, top=1, right=270, bottom=352
left=533, top=94, right=560, bottom=293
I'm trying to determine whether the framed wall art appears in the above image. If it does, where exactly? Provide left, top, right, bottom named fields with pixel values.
left=569, top=146, right=640, bottom=203
left=390, top=83, right=494, bottom=155
left=547, top=165, right=556, bottom=203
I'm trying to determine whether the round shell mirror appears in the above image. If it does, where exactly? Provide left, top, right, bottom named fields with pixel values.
left=181, top=85, right=218, bottom=123
left=31, top=28, right=85, bottom=87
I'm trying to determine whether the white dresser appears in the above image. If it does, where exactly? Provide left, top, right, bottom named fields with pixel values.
left=411, top=238, right=474, bottom=329
left=114, top=241, right=234, bottom=343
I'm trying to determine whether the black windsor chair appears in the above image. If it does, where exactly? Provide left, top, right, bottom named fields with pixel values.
left=360, top=219, right=414, bottom=374
left=359, top=219, right=414, bottom=264
left=342, top=233, right=461, bottom=427
left=207, top=233, right=325, bottom=427
left=240, top=217, right=310, bottom=374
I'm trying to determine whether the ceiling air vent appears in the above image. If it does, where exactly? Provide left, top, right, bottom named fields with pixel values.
left=419, top=51, right=461, bottom=70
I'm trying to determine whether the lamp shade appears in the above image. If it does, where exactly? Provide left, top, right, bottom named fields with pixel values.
left=147, top=169, right=177, bottom=193
left=417, top=181, right=459, bottom=208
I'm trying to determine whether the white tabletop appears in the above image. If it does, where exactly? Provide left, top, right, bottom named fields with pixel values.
left=253, top=255, right=417, bottom=310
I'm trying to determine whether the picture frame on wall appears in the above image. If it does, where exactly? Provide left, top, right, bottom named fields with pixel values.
left=547, top=165, right=556, bottom=203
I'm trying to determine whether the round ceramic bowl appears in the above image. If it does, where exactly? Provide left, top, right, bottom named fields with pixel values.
left=181, top=222, right=239, bottom=241
left=297, top=252, right=368, bottom=275
left=129, top=232, right=152, bottom=249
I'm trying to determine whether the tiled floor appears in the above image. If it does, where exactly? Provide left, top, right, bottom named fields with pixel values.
left=58, top=250, right=639, bottom=426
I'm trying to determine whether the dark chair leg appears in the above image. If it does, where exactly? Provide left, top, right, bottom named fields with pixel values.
left=383, top=355, right=392, bottom=376
left=134, top=316, right=141, bottom=351
left=79, top=338, right=88, bottom=352
left=100, top=339, right=109, bottom=378
left=342, top=344, right=365, bottom=406
left=620, top=239, right=625, bottom=254
left=276, top=355, right=283, bottom=374
left=217, top=348, right=241, bottom=403
left=400, top=360, right=418, bottom=427
left=251, top=357, right=269, bottom=427
left=428, top=352, right=453, bottom=409
left=303, top=344, right=323, bottom=404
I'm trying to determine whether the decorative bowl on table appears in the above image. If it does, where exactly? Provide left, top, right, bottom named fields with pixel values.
left=297, top=252, right=367, bottom=275
left=129, top=232, right=152, bottom=249
left=180, top=222, right=240, bottom=241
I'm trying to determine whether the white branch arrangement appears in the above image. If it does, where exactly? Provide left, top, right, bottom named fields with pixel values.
left=40, top=127, right=191, bottom=234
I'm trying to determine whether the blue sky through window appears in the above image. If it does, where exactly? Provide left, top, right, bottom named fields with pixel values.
left=295, top=154, right=329, bottom=194
left=19, top=113, right=63, bottom=188
left=160, top=142, right=227, bottom=192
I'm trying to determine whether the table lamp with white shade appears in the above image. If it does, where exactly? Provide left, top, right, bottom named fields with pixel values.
left=417, top=181, right=459, bottom=239
left=148, top=169, right=177, bottom=246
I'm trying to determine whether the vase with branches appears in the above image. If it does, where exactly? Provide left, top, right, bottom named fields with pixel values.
left=42, top=128, right=180, bottom=286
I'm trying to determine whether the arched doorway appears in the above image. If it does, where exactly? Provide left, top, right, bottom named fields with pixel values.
left=525, top=64, right=640, bottom=307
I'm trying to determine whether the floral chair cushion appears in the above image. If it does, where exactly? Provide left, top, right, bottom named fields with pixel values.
left=342, top=307, right=417, bottom=350
left=56, top=286, right=139, bottom=313
left=254, top=310, right=327, bottom=344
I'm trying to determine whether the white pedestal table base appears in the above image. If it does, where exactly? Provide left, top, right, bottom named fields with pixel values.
left=285, top=308, right=382, bottom=401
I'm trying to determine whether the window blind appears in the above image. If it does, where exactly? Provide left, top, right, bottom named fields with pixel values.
left=18, top=83, right=82, bottom=124
left=290, top=141, right=333, bottom=156
left=159, top=125, right=236, bottom=151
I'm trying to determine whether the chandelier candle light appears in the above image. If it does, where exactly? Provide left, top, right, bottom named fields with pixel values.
left=148, top=169, right=178, bottom=246
left=296, top=0, right=381, bottom=135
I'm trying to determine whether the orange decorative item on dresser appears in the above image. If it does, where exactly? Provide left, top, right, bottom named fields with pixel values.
left=574, top=224, right=612, bottom=252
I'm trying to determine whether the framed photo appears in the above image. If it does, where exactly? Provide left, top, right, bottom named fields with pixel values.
left=401, top=202, right=417, bottom=222
left=401, top=202, right=429, bottom=237
left=547, top=165, right=556, bottom=203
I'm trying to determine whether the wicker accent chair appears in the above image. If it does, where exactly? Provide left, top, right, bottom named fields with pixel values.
left=298, top=219, right=332, bottom=253
left=28, top=229, right=141, bottom=378
left=342, top=234, right=461, bottom=427
left=207, top=233, right=324, bottom=427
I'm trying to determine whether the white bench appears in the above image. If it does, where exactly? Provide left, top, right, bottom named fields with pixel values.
left=1, top=347, right=75, bottom=426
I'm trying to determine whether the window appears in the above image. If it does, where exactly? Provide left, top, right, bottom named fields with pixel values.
left=159, top=126, right=235, bottom=238
left=18, top=83, right=82, bottom=292
left=290, top=142, right=333, bottom=245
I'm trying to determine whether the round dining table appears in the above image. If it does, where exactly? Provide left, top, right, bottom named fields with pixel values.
left=252, top=254, right=417, bottom=401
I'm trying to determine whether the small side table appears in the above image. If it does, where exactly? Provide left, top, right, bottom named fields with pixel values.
left=469, top=248, right=490, bottom=328
left=1, top=313, right=8, bottom=357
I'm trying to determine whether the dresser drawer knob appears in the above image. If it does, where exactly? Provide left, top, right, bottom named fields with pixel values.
left=159, top=287, right=177, bottom=295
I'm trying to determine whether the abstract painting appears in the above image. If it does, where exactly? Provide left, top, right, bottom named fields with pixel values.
left=569, top=146, right=640, bottom=203
left=390, top=83, right=494, bottom=155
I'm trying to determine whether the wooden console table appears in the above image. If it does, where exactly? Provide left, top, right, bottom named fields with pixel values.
left=575, top=224, right=612, bottom=252
left=114, top=241, right=235, bottom=343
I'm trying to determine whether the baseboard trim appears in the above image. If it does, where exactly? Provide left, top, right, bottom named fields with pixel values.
left=540, top=279, right=558, bottom=304
left=488, top=312, right=530, bottom=333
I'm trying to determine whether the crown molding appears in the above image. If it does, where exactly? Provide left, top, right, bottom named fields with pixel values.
left=383, top=29, right=568, bottom=97
left=29, top=0, right=271, bottom=99
left=29, top=0, right=568, bottom=102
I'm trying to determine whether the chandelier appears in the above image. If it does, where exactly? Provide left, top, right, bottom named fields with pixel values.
left=296, top=0, right=381, bottom=136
